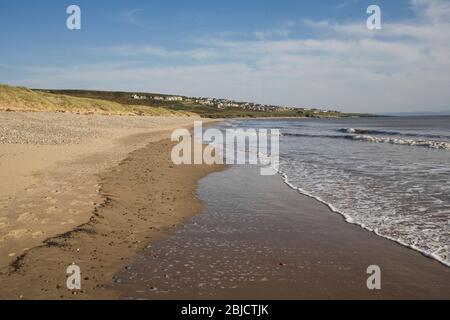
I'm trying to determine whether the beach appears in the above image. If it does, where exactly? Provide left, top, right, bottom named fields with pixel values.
left=0, top=113, right=449, bottom=300
left=2, top=0, right=450, bottom=306
left=109, top=118, right=450, bottom=300
left=0, top=111, right=222, bottom=299
left=111, top=165, right=450, bottom=299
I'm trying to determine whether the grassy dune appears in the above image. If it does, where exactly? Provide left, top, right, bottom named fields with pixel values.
left=43, top=88, right=311, bottom=118
left=0, top=84, right=196, bottom=117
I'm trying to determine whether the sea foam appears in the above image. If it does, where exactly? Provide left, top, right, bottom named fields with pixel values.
left=276, top=167, right=450, bottom=268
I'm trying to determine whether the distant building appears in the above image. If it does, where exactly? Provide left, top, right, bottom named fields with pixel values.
left=132, top=94, right=148, bottom=100
left=151, top=95, right=183, bottom=102
left=166, top=96, right=183, bottom=101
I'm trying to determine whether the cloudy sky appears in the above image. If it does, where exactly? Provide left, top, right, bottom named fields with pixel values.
left=0, top=0, right=449, bottom=113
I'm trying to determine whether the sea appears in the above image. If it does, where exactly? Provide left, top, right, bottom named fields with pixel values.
left=213, top=116, right=450, bottom=266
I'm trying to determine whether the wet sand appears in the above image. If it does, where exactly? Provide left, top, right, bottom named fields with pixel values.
left=0, top=112, right=203, bottom=268
left=112, top=165, right=450, bottom=300
left=1, top=112, right=448, bottom=299
left=0, top=112, right=224, bottom=299
left=0, top=138, right=223, bottom=299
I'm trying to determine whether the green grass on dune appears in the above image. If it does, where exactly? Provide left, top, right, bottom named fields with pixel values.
left=1, top=84, right=371, bottom=118
left=39, top=89, right=331, bottom=118
left=0, top=84, right=196, bottom=117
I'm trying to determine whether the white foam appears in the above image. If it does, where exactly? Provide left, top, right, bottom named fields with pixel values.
left=276, top=168, right=450, bottom=268
left=351, top=135, right=450, bottom=150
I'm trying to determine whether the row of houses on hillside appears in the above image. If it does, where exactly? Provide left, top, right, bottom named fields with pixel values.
left=131, top=93, right=337, bottom=114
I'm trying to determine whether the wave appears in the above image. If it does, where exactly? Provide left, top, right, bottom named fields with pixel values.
left=351, top=135, right=450, bottom=150
left=282, top=133, right=450, bottom=150
left=338, top=127, right=450, bottom=139
left=283, top=133, right=349, bottom=139
left=338, top=128, right=376, bottom=134
left=275, top=167, right=450, bottom=268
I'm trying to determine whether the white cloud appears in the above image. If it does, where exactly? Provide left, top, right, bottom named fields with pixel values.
left=253, top=21, right=296, bottom=40
left=102, top=45, right=218, bottom=60
left=9, top=0, right=450, bottom=113
left=411, top=0, right=450, bottom=23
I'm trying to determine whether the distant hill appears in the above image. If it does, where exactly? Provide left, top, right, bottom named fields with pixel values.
left=0, top=84, right=196, bottom=117
left=38, top=88, right=359, bottom=119
left=380, top=111, right=450, bottom=116
left=1, top=84, right=370, bottom=118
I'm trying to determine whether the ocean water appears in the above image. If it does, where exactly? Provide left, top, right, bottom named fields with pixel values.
left=213, top=116, right=450, bottom=266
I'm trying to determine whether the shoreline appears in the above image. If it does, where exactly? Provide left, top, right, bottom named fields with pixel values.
left=0, top=112, right=224, bottom=299
left=0, top=112, right=204, bottom=268
left=278, top=171, right=450, bottom=268
left=112, top=165, right=450, bottom=299
left=1, top=112, right=448, bottom=299
left=0, top=112, right=208, bottom=267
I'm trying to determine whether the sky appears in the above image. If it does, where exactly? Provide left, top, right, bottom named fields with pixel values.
left=0, top=0, right=449, bottom=113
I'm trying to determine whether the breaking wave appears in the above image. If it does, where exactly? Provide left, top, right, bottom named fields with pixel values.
left=277, top=168, right=450, bottom=268
left=283, top=133, right=450, bottom=150
left=338, top=127, right=450, bottom=139
left=350, top=135, right=450, bottom=150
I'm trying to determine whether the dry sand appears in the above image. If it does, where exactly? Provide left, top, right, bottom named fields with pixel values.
left=0, top=111, right=223, bottom=299
left=1, top=111, right=448, bottom=300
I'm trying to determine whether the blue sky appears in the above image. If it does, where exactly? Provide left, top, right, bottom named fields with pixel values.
left=1, top=0, right=449, bottom=113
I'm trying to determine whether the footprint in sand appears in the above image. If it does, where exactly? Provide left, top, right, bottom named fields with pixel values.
left=60, top=219, right=75, bottom=225
left=0, top=218, right=10, bottom=229
left=68, top=209, right=79, bottom=215
left=45, top=206, right=58, bottom=213
left=6, top=229, right=30, bottom=238
left=70, top=200, right=80, bottom=206
left=31, top=231, right=44, bottom=238
left=17, top=203, right=37, bottom=209
left=45, top=196, right=58, bottom=204
left=16, top=212, right=38, bottom=223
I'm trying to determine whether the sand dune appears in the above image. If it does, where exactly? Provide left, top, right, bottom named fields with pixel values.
left=0, top=84, right=195, bottom=117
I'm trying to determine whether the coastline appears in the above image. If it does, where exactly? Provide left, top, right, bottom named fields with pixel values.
left=278, top=171, right=450, bottom=268
left=112, top=165, right=450, bottom=299
left=0, top=112, right=224, bottom=299
left=1, top=112, right=448, bottom=299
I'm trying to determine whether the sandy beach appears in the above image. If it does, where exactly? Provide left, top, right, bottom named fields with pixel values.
left=0, top=112, right=448, bottom=300
left=2, top=0, right=450, bottom=308
left=112, top=165, right=450, bottom=300
left=0, top=111, right=223, bottom=299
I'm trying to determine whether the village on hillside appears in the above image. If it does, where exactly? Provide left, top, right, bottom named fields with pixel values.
left=131, top=93, right=336, bottom=115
